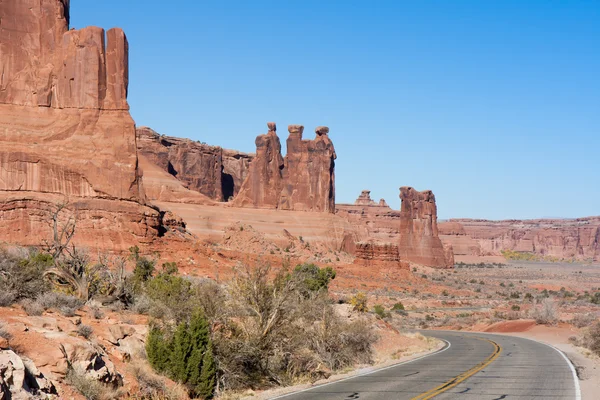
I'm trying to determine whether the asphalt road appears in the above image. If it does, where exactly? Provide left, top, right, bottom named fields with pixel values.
left=273, top=331, right=580, bottom=400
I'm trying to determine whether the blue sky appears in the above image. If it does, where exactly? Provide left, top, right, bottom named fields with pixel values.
left=71, top=1, right=599, bottom=219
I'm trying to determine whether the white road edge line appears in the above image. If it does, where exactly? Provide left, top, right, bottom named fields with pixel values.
left=269, top=339, right=452, bottom=399
left=459, top=331, right=582, bottom=400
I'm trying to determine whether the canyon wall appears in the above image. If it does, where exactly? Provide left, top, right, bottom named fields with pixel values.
left=233, top=123, right=337, bottom=212
left=136, top=127, right=253, bottom=203
left=440, top=218, right=600, bottom=262
left=0, top=0, right=164, bottom=251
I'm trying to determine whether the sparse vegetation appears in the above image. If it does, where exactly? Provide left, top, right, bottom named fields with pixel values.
left=373, top=304, right=390, bottom=319
left=350, top=292, right=368, bottom=312
left=77, top=324, right=94, bottom=339
left=530, top=298, right=559, bottom=325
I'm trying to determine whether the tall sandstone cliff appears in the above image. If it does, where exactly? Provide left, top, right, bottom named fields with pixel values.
left=0, top=0, right=163, bottom=250
left=233, top=123, right=336, bottom=212
left=398, top=187, right=453, bottom=268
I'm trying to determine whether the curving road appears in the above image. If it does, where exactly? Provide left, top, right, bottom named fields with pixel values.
left=273, top=331, right=580, bottom=400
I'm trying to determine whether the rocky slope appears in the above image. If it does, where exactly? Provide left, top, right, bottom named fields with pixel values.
left=440, top=217, right=600, bottom=262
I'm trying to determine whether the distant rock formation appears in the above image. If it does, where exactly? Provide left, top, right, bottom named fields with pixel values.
left=0, top=0, right=164, bottom=251
left=232, top=122, right=284, bottom=208
left=398, top=187, right=453, bottom=268
left=136, top=127, right=253, bottom=202
left=234, top=123, right=337, bottom=212
left=279, top=125, right=336, bottom=212
left=337, top=189, right=453, bottom=268
left=439, top=217, right=600, bottom=262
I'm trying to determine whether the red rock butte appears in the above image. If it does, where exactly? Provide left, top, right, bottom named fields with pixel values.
left=0, top=0, right=460, bottom=269
left=0, top=0, right=165, bottom=251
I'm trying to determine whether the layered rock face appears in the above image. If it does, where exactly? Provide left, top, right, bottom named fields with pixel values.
left=0, top=0, right=163, bottom=251
left=354, top=241, right=408, bottom=269
left=397, top=187, right=453, bottom=268
left=439, top=218, right=600, bottom=262
left=136, top=127, right=254, bottom=203
left=234, top=123, right=337, bottom=212
left=336, top=191, right=399, bottom=242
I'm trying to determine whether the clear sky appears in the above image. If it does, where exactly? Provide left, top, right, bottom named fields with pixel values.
left=71, top=1, right=599, bottom=220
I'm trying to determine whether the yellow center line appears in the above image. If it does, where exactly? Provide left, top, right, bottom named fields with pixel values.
left=410, top=338, right=502, bottom=400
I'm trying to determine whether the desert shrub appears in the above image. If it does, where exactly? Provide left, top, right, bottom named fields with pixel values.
left=510, top=291, right=521, bottom=299
left=144, top=267, right=196, bottom=323
left=373, top=304, right=390, bottom=319
left=0, top=249, right=52, bottom=301
left=212, top=263, right=376, bottom=390
left=89, top=305, right=105, bottom=320
left=391, top=302, right=405, bottom=312
left=129, top=360, right=186, bottom=400
left=589, top=291, right=600, bottom=305
left=130, top=246, right=156, bottom=292
left=290, top=263, right=336, bottom=298
left=571, top=313, right=595, bottom=328
left=0, top=322, right=12, bottom=341
left=146, top=310, right=216, bottom=398
left=442, top=290, right=449, bottom=297
left=60, top=306, right=77, bottom=317
left=579, top=321, right=600, bottom=356
left=524, top=293, right=534, bottom=301
left=65, top=367, right=121, bottom=400
left=77, top=324, right=94, bottom=339
left=530, top=298, right=559, bottom=325
left=131, top=294, right=153, bottom=315
left=349, top=292, right=368, bottom=312
left=0, top=290, right=16, bottom=307
left=511, top=305, right=521, bottom=311
left=36, top=291, right=84, bottom=311
left=21, top=299, right=44, bottom=316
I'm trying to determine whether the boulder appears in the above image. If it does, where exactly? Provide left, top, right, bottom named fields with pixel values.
left=0, top=350, right=56, bottom=399
left=64, top=343, right=122, bottom=385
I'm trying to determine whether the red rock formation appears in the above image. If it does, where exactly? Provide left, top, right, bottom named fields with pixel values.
left=232, top=122, right=285, bottom=208
left=222, top=149, right=253, bottom=200
left=439, top=218, right=600, bottom=262
left=0, top=1, right=128, bottom=111
left=0, top=0, right=163, bottom=250
left=354, top=241, right=405, bottom=268
left=336, top=193, right=399, bottom=243
left=355, top=190, right=377, bottom=206
left=398, top=187, right=453, bottom=268
left=279, top=125, right=336, bottom=212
